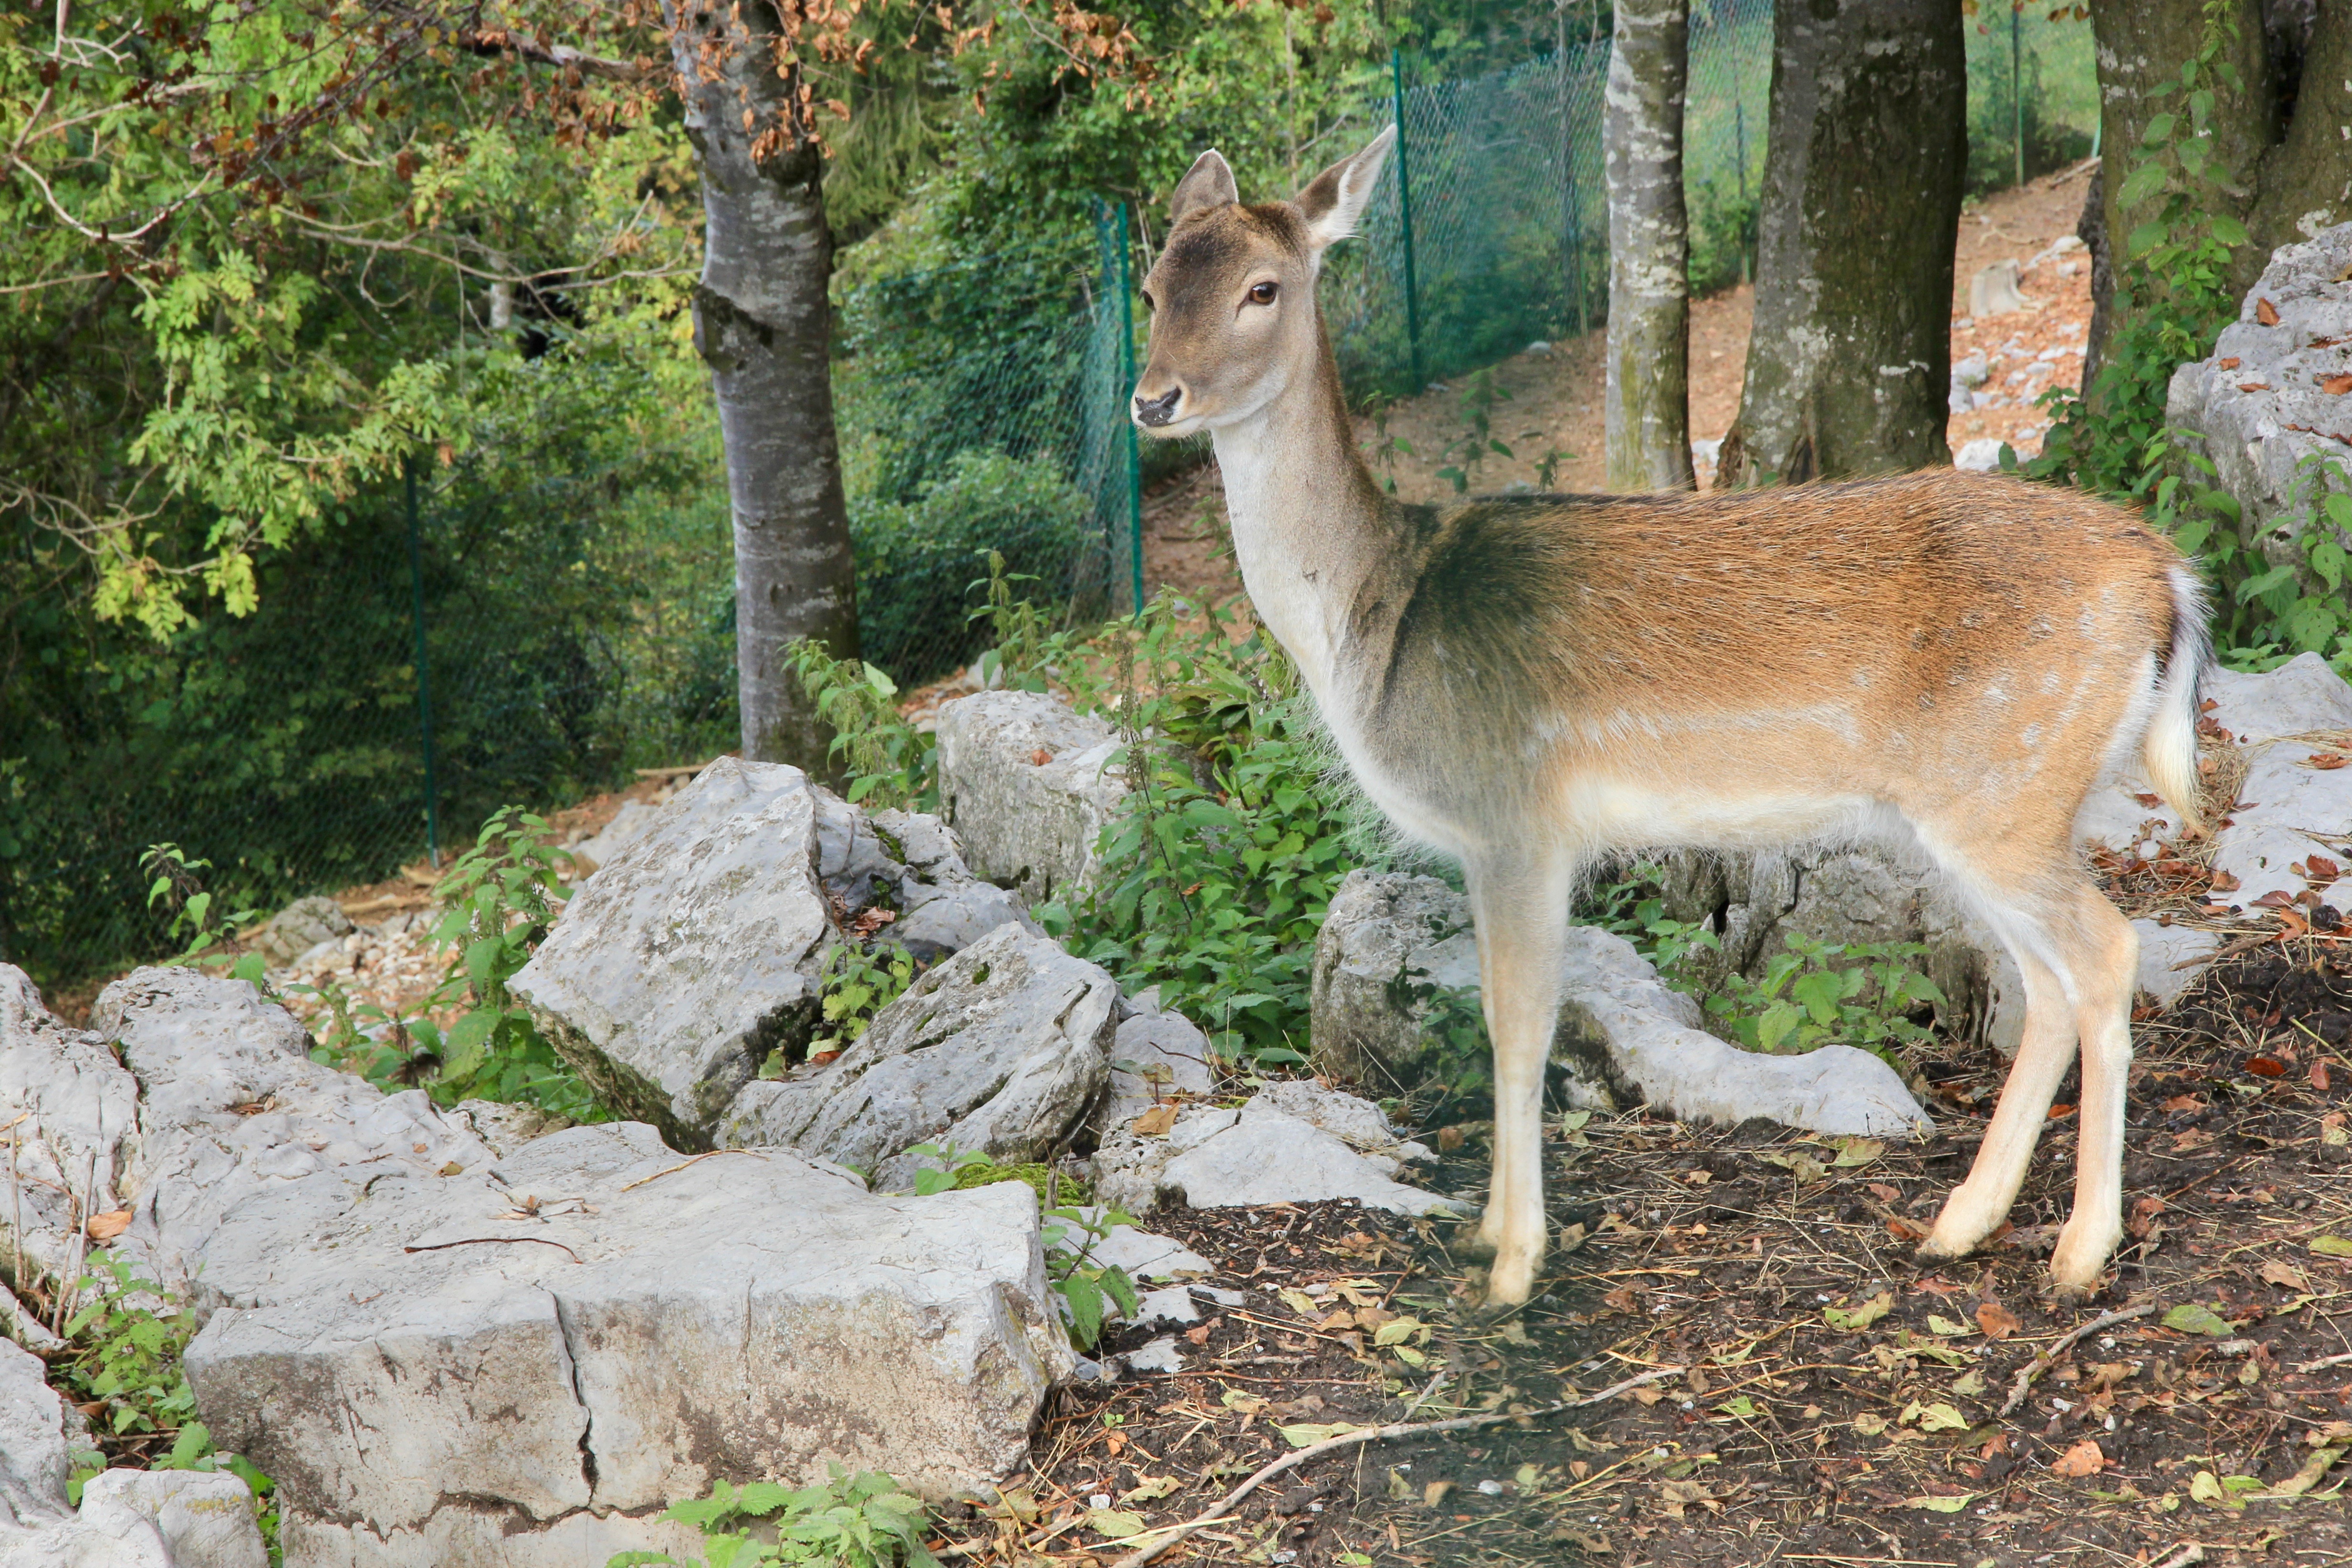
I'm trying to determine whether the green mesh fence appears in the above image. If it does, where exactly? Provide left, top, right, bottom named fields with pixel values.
left=7, top=5, right=2099, bottom=988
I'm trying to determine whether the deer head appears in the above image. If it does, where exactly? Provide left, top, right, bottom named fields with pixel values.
left=1131, top=128, right=1394, bottom=438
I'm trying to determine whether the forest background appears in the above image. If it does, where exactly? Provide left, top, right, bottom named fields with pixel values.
left=0, top=0, right=2194, bottom=986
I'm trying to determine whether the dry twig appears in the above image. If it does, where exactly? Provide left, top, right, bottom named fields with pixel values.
left=1997, top=1301, right=2159, bottom=1418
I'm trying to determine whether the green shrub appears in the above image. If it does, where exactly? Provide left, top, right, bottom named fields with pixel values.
left=849, top=449, right=1090, bottom=683
left=608, top=1468, right=938, bottom=1568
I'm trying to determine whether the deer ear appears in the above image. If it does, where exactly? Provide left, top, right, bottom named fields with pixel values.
left=1295, top=125, right=1393, bottom=250
left=1170, top=149, right=1239, bottom=224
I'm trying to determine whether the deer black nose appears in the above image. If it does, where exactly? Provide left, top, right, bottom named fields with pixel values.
left=1133, top=388, right=1181, bottom=428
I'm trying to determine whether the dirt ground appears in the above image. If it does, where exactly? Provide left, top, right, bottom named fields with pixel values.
left=940, top=938, right=2352, bottom=1568
left=1134, top=157, right=2104, bottom=610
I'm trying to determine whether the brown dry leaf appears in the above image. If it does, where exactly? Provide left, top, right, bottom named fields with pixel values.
left=1627, top=1384, right=1666, bottom=1406
left=2310, top=752, right=2348, bottom=771
left=1557, top=1221, right=1589, bottom=1255
left=1028, top=748, right=1054, bottom=766
left=84, top=1209, right=133, bottom=1243
left=1130, top=1103, right=1179, bottom=1137
left=2051, top=1438, right=2106, bottom=1478
left=2256, top=297, right=2281, bottom=325
left=2322, top=373, right=2352, bottom=396
left=2239, top=381, right=2273, bottom=393
left=1976, top=1300, right=2022, bottom=1340
left=2218, top=356, right=2241, bottom=369
left=2173, top=1128, right=2216, bottom=1152
left=1422, top=1480, right=1454, bottom=1508
left=2261, top=1258, right=2310, bottom=1290
left=2314, top=1059, right=2333, bottom=1092
left=1601, top=1284, right=1642, bottom=1315
left=1867, top=1182, right=1902, bottom=1204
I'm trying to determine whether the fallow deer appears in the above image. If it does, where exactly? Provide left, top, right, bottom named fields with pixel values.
left=1129, top=127, right=2209, bottom=1307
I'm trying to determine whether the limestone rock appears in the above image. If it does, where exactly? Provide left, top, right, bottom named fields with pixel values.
left=1551, top=927, right=1933, bottom=1139
left=719, top=925, right=1117, bottom=1192
left=517, top=759, right=1036, bottom=1150
left=567, top=799, right=657, bottom=873
left=1968, top=259, right=2028, bottom=317
left=812, top=792, right=1041, bottom=962
left=510, top=758, right=841, bottom=1147
left=1307, top=873, right=1933, bottom=1138
left=1092, top=989, right=1215, bottom=1136
left=2075, top=653, right=2352, bottom=907
left=0, top=966, right=142, bottom=1294
left=2168, top=221, right=2352, bottom=572
left=0, top=1338, right=74, bottom=1530
left=934, top=691, right=1129, bottom=904
left=89, top=967, right=491, bottom=1300
left=2134, top=920, right=2221, bottom=1007
left=77, top=1470, right=267, bottom=1568
left=253, top=898, right=352, bottom=967
left=1307, top=870, right=1479, bottom=1090
left=182, top=1121, right=1068, bottom=1562
left=1092, top=1089, right=1467, bottom=1218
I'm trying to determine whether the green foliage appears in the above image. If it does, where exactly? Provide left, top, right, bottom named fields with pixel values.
left=1037, top=597, right=1355, bottom=1068
left=308, top=808, right=601, bottom=1119
left=811, top=944, right=918, bottom=1056
left=2186, top=454, right=2352, bottom=677
left=139, top=844, right=264, bottom=978
left=1433, top=370, right=1515, bottom=494
left=56, top=1256, right=277, bottom=1543
left=1646, top=923, right=1944, bottom=1065
left=607, top=1467, right=938, bottom=1568
left=785, top=642, right=935, bottom=810
left=1041, top=1201, right=1142, bottom=1353
left=847, top=449, right=1092, bottom=683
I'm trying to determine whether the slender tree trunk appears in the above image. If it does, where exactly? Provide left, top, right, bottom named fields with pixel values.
left=663, top=0, right=859, bottom=771
left=1716, top=0, right=1965, bottom=487
left=1603, top=0, right=1693, bottom=492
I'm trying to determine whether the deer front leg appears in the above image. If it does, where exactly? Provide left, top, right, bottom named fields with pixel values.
left=1463, top=851, right=1573, bottom=1308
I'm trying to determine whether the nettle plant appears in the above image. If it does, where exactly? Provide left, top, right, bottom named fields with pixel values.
left=304, top=807, right=601, bottom=1120
left=607, top=1468, right=938, bottom=1568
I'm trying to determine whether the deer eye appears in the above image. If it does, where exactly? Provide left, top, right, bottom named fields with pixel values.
left=1246, top=281, right=1278, bottom=306
left=1140, top=289, right=1156, bottom=312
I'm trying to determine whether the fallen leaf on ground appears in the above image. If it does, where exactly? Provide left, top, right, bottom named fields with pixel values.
left=1831, top=1137, right=1884, bottom=1168
left=1130, top=1104, right=1179, bottom=1137
left=1926, top=1314, right=1973, bottom=1337
left=1906, top=1493, right=1975, bottom=1512
left=2164, top=1303, right=2234, bottom=1336
left=1851, top=1412, right=1889, bottom=1435
left=2256, top=297, right=2280, bottom=325
left=2052, top=1439, right=2106, bottom=1478
left=1976, top=1300, right=2021, bottom=1339
left=1086, top=1509, right=1149, bottom=1539
left=2320, top=373, right=2352, bottom=395
left=2311, top=1235, right=2352, bottom=1257
left=84, top=1210, right=133, bottom=1242
left=1423, top=1480, right=1454, bottom=1507
left=1277, top=1422, right=1360, bottom=1448
left=2260, top=1259, right=2310, bottom=1291
left=1824, top=1293, right=1893, bottom=1331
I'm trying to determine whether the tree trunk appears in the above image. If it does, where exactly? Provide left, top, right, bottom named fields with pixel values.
left=1716, top=0, right=1965, bottom=488
left=1603, top=0, right=1694, bottom=492
left=2244, top=2, right=2352, bottom=276
left=663, top=0, right=859, bottom=771
left=2086, top=0, right=2272, bottom=360
left=2076, top=164, right=2112, bottom=395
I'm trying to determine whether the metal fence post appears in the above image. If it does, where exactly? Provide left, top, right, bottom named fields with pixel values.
left=1116, top=200, right=1144, bottom=616
left=2011, top=3, right=2025, bottom=188
left=1390, top=47, right=1424, bottom=394
left=404, top=459, right=442, bottom=869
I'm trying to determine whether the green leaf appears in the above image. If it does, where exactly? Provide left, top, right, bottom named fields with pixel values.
left=2138, top=112, right=2177, bottom=146
left=1925, top=1314, right=1973, bottom=1338
left=2163, top=1303, right=2234, bottom=1336
left=1277, top=1422, right=1362, bottom=1448
left=1823, top=1293, right=1892, bottom=1332
left=2310, top=1235, right=2352, bottom=1257
left=2208, top=212, right=2249, bottom=247
left=2117, top=161, right=2169, bottom=209
left=2125, top=220, right=2169, bottom=261
left=1087, top=1509, right=1150, bottom=1540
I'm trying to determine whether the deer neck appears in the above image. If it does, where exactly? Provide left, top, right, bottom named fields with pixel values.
left=1210, top=327, right=1388, bottom=701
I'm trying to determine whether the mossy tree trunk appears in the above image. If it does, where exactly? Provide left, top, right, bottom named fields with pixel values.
left=2084, top=0, right=2352, bottom=397
left=1603, top=0, right=1694, bottom=492
left=1716, top=0, right=1965, bottom=487
left=663, top=0, right=859, bottom=771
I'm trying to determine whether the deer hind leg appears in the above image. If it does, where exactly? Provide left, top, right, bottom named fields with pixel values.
left=1463, top=849, right=1574, bottom=1308
left=1921, top=877, right=2138, bottom=1296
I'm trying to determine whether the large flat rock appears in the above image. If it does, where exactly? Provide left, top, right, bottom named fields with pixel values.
left=183, top=1121, right=1068, bottom=1564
